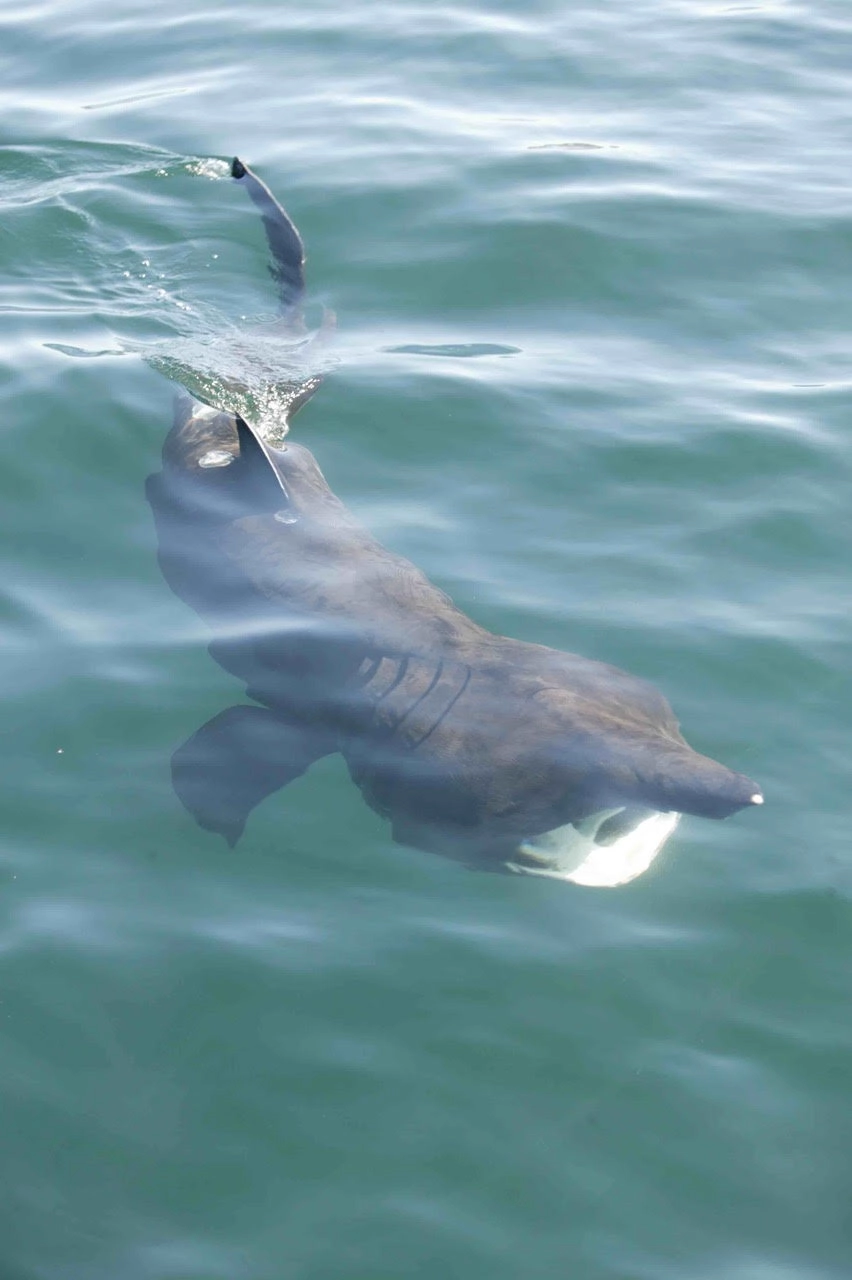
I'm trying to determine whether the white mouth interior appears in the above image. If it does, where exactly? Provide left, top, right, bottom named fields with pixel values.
left=506, top=808, right=681, bottom=888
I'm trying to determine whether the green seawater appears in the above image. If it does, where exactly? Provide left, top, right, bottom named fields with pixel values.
left=1, top=2, right=850, bottom=1276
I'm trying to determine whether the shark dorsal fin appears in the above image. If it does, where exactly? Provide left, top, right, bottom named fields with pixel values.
left=234, top=415, right=292, bottom=510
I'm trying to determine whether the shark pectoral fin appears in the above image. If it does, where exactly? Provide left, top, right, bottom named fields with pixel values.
left=171, top=705, right=333, bottom=847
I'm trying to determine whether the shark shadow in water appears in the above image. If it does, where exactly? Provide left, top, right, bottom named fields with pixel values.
left=146, top=158, right=762, bottom=886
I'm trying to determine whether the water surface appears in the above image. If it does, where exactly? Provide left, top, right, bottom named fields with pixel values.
left=1, top=1, right=850, bottom=1277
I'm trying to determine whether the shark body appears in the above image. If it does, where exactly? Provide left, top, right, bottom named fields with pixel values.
left=146, top=159, right=762, bottom=882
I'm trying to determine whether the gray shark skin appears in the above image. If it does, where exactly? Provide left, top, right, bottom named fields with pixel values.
left=146, top=159, right=762, bottom=872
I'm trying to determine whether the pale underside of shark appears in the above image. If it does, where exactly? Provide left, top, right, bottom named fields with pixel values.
left=145, top=158, right=762, bottom=886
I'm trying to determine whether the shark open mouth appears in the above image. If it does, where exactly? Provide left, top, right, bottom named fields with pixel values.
left=506, top=807, right=681, bottom=887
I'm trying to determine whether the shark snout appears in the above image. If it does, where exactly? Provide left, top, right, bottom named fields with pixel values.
left=637, top=748, right=762, bottom=820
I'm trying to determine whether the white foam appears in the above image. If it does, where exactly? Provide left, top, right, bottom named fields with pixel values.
left=186, top=158, right=232, bottom=181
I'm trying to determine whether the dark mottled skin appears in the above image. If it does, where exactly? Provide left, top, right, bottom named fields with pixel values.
left=145, top=160, right=761, bottom=866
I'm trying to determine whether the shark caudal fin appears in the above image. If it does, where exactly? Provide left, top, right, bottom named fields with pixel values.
left=230, top=157, right=335, bottom=431
left=231, top=157, right=306, bottom=319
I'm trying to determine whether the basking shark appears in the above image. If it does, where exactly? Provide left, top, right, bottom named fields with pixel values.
left=146, top=158, right=762, bottom=886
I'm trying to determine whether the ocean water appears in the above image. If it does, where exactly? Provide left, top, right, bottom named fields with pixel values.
left=1, top=1, right=850, bottom=1277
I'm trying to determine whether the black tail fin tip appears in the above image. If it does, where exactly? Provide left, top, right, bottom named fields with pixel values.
left=231, top=157, right=247, bottom=180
